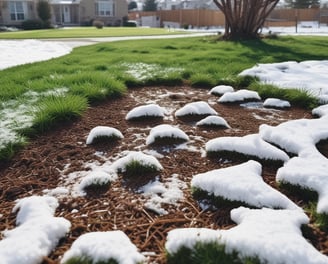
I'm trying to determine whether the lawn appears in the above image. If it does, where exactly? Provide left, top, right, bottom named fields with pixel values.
left=1, top=35, right=328, bottom=160
left=0, top=26, right=187, bottom=39
left=0, top=33, right=328, bottom=263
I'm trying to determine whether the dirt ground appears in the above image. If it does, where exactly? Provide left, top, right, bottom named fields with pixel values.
left=0, top=85, right=327, bottom=263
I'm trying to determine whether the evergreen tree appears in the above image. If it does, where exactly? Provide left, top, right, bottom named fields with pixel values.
left=143, top=0, right=157, bottom=11
left=37, top=0, right=51, bottom=27
left=128, top=1, right=138, bottom=10
left=284, top=0, right=320, bottom=8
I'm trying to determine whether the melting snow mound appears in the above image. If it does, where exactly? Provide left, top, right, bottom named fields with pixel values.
left=221, top=207, right=328, bottom=264
left=191, top=160, right=299, bottom=210
left=206, top=134, right=289, bottom=162
left=0, top=196, right=71, bottom=264
left=60, top=231, right=145, bottom=264
left=218, top=89, right=261, bottom=103
left=209, top=85, right=234, bottom=96
left=312, top=104, right=328, bottom=117
left=277, top=149, right=328, bottom=214
left=86, top=126, right=123, bottom=144
left=125, top=103, right=167, bottom=120
left=146, top=124, right=189, bottom=145
left=263, top=98, right=291, bottom=108
left=196, top=116, right=231, bottom=128
left=111, top=151, right=163, bottom=173
left=175, top=101, right=218, bottom=117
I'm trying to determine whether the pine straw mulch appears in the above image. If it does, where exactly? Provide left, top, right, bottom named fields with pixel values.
left=0, top=85, right=327, bottom=263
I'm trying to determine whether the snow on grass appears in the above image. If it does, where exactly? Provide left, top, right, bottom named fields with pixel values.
left=209, top=85, right=234, bottom=96
left=191, top=160, right=299, bottom=210
left=221, top=207, right=328, bottom=264
left=125, top=103, right=167, bottom=120
left=174, top=101, right=218, bottom=117
left=140, top=174, right=187, bottom=215
left=0, top=88, right=69, bottom=151
left=60, top=231, right=145, bottom=264
left=122, top=62, right=183, bottom=80
left=44, top=159, right=117, bottom=198
left=239, top=60, right=328, bottom=103
left=86, top=126, right=124, bottom=144
left=206, top=134, right=290, bottom=162
left=0, top=196, right=71, bottom=264
left=218, top=89, right=261, bottom=103
left=146, top=124, right=189, bottom=145
left=78, top=170, right=116, bottom=192
left=263, top=98, right=291, bottom=108
left=312, top=104, right=328, bottom=117
left=0, top=40, right=72, bottom=70
left=259, top=115, right=328, bottom=155
left=277, top=149, right=328, bottom=214
left=111, top=151, right=163, bottom=174
left=196, top=116, right=231, bottom=128
left=165, top=228, right=220, bottom=255
left=166, top=207, right=328, bottom=264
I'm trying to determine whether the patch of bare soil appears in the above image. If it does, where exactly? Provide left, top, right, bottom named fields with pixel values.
left=0, top=86, right=327, bottom=263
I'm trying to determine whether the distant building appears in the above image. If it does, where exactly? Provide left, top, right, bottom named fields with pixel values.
left=0, top=0, right=128, bottom=26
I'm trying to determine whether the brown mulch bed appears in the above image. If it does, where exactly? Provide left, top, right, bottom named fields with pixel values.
left=0, top=86, right=327, bottom=263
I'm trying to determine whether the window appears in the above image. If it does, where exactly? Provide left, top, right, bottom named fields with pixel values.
left=9, top=1, right=26, bottom=21
left=96, top=0, right=113, bottom=16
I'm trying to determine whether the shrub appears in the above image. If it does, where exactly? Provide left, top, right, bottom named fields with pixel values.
left=93, top=20, right=104, bottom=29
left=21, top=19, right=43, bottom=30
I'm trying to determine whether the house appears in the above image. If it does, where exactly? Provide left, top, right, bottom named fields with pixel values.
left=0, top=0, right=128, bottom=27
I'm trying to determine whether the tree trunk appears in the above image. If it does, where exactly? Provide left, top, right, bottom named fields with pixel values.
left=213, top=0, right=279, bottom=40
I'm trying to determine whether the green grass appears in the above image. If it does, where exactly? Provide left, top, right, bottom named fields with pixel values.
left=0, top=27, right=186, bottom=39
left=30, top=95, right=88, bottom=133
left=63, top=256, right=118, bottom=264
left=123, top=160, right=161, bottom=178
left=249, top=82, right=318, bottom=109
left=1, top=35, right=328, bottom=160
left=306, top=202, right=328, bottom=232
left=166, top=242, right=261, bottom=264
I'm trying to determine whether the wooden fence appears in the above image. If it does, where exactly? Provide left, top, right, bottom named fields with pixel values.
left=129, top=8, right=328, bottom=28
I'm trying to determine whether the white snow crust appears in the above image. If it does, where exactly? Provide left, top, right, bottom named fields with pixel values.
left=125, top=103, right=167, bottom=120
left=206, top=134, right=289, bottom=162
left=218, top=89, right=261, bottom=103
left=146, top=124, right=189, bottom=145
left=312, top=104, right=328, bottom=117
left=196, top=116, right=231, bottom=128
left=209, top=85, right=234, bottom=95
left=263, top=98, right=291, bottom=108
left=86, top=126, right=124, bottom=144
left=0, top=196, right=71, bottom=264
left=60, top=231, right=145, bottom=264
left=191, top=160, right=299, bottom=210
left=174, top=101, right=218, bottom=116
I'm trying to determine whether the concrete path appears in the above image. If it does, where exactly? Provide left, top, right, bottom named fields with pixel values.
left=41, top=32, right=218, bottom=48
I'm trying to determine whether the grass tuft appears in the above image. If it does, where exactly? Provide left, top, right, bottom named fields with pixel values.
left=31, top=95, right=88, bottom=133
left=63, top=256, right=118, bottom=264
left=166, top=241, right=261, bottom=264
left=124, top=160, right=161, bottom=178
left=249, top=82, right=319, bottom=109
left=190, top=73, right=216, bottom=88
left=206, top=150, right=285, bottom=168
left=305, top=202, right=328, bottom=232
left=0, top=140, right=27, bottom=161
left=192, top=188, right=248, bottom=209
